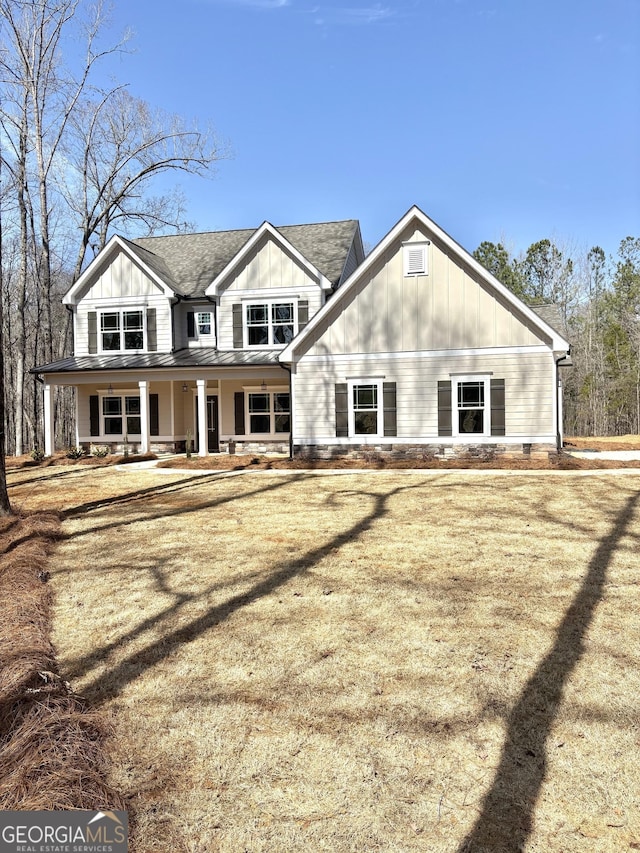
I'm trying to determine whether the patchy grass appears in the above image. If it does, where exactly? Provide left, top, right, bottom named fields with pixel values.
left=7, top=465, right=640, bottom=852
left=0, top=510, right=123, bottom=811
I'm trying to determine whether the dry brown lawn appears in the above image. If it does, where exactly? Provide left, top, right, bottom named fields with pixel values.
left=8, top=464, right=640, bottom=852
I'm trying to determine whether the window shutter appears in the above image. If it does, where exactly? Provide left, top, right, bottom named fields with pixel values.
left=232, top=304, right=243, bottom=349
left=437, top=381, right=452, bottom=436
left=297, top=300, right=309, bottom=332
left=491, top=379, right=506, bottom=436
left=89, top=395, right=99, bottom=436
left=383, top=382, right=397, bottom=437
left=150, top=393, right=159, bottom=436
left=88, top=312, right=97, bottom=354
left=187, top=311, right=195, bottom=339
left=335, top=383, right=348, bottom=437
left=234, top=391, right=245, bottom=435
left=147, top=308, right=157, bottom=351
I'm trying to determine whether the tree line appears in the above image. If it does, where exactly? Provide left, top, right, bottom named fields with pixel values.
left=0, top=0, right=221, bottom=473
left=473, top=237, right=640, bottom=436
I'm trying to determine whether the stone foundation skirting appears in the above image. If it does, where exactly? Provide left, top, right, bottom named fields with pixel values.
left=292, top=442, right=558, bottom=461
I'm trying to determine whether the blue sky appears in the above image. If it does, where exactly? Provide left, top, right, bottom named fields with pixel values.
left=102, top=0, right=639, bottom=259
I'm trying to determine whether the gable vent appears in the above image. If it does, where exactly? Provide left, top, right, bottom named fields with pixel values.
left=403, top=243, right=429, bottom=277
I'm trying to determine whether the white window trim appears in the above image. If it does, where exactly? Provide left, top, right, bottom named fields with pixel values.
left=347, top=377, right=384, bottom=438
left=98, top=390, right=142, bottom=438
left=196, top=310, right=213, bottom=338
left=243, top=298, right=298, bottom=349
left=403, top=241, right=430, bottom=277
left=450, top=373, right=491, bottom=438
left=244, top=385, right=291, bottom=435
left=98, top=307, right=147, bottom=354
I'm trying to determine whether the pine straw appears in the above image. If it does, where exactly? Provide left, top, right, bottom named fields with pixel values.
left=0, top=512, right=124, bottom=811
left=157, top=451, right=640, bottom=472
left=8, top=466, right=640, bottom=852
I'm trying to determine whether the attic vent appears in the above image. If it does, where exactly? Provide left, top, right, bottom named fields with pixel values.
left=403, top=243, right=429, bottom=277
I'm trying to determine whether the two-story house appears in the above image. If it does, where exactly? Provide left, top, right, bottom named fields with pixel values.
left=34, top=219, right=364, bottom=456
left=33, top=206, right=570, bottom=459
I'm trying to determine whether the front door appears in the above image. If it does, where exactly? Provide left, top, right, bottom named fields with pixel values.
left=195, top=395, right=219, bottom=452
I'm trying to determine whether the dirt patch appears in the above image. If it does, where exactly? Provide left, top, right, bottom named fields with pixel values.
left=564, top=435, right=640, bottom=451
left=0, top=511, right=124, bottom=811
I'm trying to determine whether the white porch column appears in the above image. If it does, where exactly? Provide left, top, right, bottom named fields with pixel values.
left=43, top=382, right=55, bottom=457
left=197, top=378, right=208, bottom=456
left=139, top=380, right=150, bottom=454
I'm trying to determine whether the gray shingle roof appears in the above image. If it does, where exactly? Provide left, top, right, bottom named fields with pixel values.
left=31, top=349, right=283, bottom=374
left=128, top=220, right=360, bottom=298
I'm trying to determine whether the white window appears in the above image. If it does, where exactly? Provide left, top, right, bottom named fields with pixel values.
left=452, top=375, right=491, bottom=437
left=100, top=310, right=145, bottom=352
left=247, top=390, right=290, bottom=434
left=197, top=312, right=212, bottom=336
left=246, top=301, right=295, bottom=347
left=403, top=242, right=429, bottom=277
left=349, top=378, right=384, bottom=437
left=101, top=395, right=141, bottom=436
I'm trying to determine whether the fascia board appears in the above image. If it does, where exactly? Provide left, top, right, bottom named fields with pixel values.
left=206, top=221, right=331, bottom=297
left=280, top=205, right=569, bottom=363
left=63, top=235, right=175, bottom=305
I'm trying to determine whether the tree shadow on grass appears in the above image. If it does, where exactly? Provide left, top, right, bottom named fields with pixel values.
left=71, top=481, right=427, bottom=707
left=457, top=489, right=640, bottom=853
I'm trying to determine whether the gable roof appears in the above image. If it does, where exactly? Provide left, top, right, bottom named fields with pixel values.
left=280, top=206, right=571, bottom=362
left=131, top=219, right=361, bottom=298
left=62, top=220, right=361, bottom=304
left=206, top=221, right=332, bottom=296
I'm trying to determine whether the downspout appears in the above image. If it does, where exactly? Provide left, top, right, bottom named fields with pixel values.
left=282, top=362, right=294, bottom=460
left=555, top=349, right=570, bottom=452
left=170, top=294, right=183, bottom=352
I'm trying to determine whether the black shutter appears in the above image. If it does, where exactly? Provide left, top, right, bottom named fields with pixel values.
left=187, top=311, right=195, bottom=338
left=232, top=304, right=243, bottom=349
left=234, top=391, right=245, bottom=435
left=89, top=395, right=99, bottom=436
left=335, top=383, right=348, bottom=437
left=438, top=381, right=452, bottom=436
left=297, top=300, right=309, bottom=332
left=88, top=312, right=97, bottom=354
left=150, top=394, right=159, bottom=436
left=147, top=308, right=157, bottom=351
left=383, top=382, right=397, bottom=437
left=491, top=379, right=506, bottom=436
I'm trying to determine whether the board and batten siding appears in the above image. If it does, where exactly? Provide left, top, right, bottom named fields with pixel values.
left=217, top=236, right=325, bottom=350
left=292, top=350, right=555, bottom=441
left=306, top=225, right=550, bottom=356
left=75, top=293, right=172, bottom=355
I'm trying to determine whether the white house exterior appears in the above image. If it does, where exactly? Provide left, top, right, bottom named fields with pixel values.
left=280, top=207, right=571, bottom=457
left=33, top=207, right=570, bottom=459
left=33, top=220, right=364, bottom=457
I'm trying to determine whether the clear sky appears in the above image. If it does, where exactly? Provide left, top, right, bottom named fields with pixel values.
left=101, top=0, right=639, bottom=259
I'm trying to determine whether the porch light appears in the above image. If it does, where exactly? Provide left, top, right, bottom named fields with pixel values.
left=107, top=384, right=113, bottom=395
left=182, top=382, right=188, bottom=392
left=260, top=379, right=267, bottom=391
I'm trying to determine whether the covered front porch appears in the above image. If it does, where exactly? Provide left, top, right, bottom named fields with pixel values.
left=37, top=360, right=292, bottom=458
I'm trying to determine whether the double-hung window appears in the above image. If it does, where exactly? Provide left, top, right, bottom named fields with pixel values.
left=100, top=310, right=145, bottom=352
left=247, top=390, right=290, bottom=434
left=348, top=379, right=384, bottom=437
left=452, top=375, right=491, bottom=437
left=197, top=312, right=212, bottom=336
left=102, top=395, right=141, bottom=436
left=246, top=302, right=295, bottom=347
